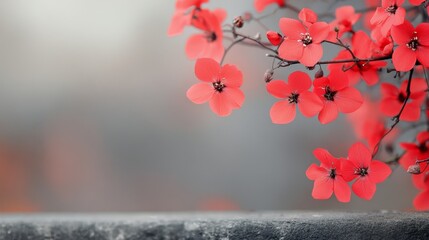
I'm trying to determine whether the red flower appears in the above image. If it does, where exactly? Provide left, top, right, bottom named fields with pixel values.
left=391, top=20, right=429, bottom=71
left=342, top=142, right=392, bottom=200
left=185, top=9, right=226, bottom=62
left=414, top=189, right=429, bottom=211
left=306, top=148, right=351, bottom=202
left=399, top=131, right=429, bottom=169
left=327, top=6, right=361, bottom=41
left=186, top=58, right=245, bottom=116
left=167, top=0, right=209, bottom=36
left=329, top=31, right=387, bottom=86
left=254, top=0, right=285, bottom=12
left=370, top=0, right=406, bottom=36
left=412, top=170, right=429, bottom=210
left=313, top=70, right=363, bottom=124
left=380, top=78, right=427, bottom=121
left=278, top=18, right=330, bottom=67
left=267, top=71, right=323, bottom=124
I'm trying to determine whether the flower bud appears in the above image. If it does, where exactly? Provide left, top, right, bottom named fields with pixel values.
left=264, top=69, right=274, bottom=83
left=266, top=31, right=283, bottom=46
left=233, top=16, right=244, bottom=28
left=314, top=68, right=324, bottom=78
left=408, top=164, right=421, bottom=174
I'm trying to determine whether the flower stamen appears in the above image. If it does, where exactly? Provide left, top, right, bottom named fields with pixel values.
left=406, top=36, right=419, bottom=51
left=288, top=93, right=299, bottom=104
left=298, top=33, right=313, bottom=47
left=213, top=80, right=225, bottom=92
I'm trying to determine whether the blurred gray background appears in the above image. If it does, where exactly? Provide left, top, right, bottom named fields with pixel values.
left=0, top=0, right=416, bottom=212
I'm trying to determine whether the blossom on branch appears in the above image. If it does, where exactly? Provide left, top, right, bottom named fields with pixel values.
left=186, top=58, right=245, bottom=116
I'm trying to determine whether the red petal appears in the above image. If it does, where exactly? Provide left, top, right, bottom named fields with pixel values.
left=308, top=22, right=330, bottom=43
left=213, top=8, right=227, bottom=23
left=391, top=20, right=415, bottom=44
left=279, top=18, right=306, bottom=39
left=194, top=58, right=220, bottom=82
left=329, top=70, right=349, bottom=91
left=399, top=151, right=417, bottom=170
left=312, top=177, right=334, bottom=200
left=270, top=100, right=296, bottom=124
left=306, top=164, right=327, bottom=180
left=186, top=34, right=208, bottom=60
left=334, top=177, right=351, bottom=203
left=352, top=177, right=376, bottom=200
left=220, top=64, right=243, bottom=87
left=266, top=31, right=283, bottom=46
left=222, top=87, right=245, bottom=109
left=335, top=88, right=363, bottom=113
left=414, top=190, right=429, bottom=210
left=288, top=71, right=312, bottom=93
left=417, top=131, right=429, bottom=143
left=341, top=159, right=358, bottom=182
left=348, top=142, right=372, bottom=168
left=299, top=8, right=318, bottom=25
left=369, top=160, right=392, bottom=183
left=360, top=69, right=379, bottom=86
left=266, top=80, right=291, bottom=99
left=186, top=83, right=214, bottom=104
left=298, top=91, right=323, bottom=117
left=318, top=101, right=339, bottom=124
left=380, top=98, right=402, bottom=117
left=370, top=8, right=386, bottom=25
left=392, top=7, right=405, bottom=26
left=400, top=102, right=421, bottom=121
left=392, top=45, right=416, bottom=72
left=417, top=23, right=429, bottom=46
left=209, top=92, right=233, bottom=116
left=278, top=39, right=304, bottom=60
left=300, top=44, right=323, bottom=67
left=167, top=10, right=190, bottom=36
left=313, top=148, right=337, bottom=167
left=381, top=83, right=399, bottom=98
left=417, top=46, right=429, bottom=68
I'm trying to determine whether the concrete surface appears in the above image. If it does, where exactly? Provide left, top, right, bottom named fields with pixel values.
left=0, top=211, right=428, bottom=239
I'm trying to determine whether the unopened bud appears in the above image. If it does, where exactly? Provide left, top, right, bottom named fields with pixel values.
left=408, top=164, right=421, bottom=174
left=266, top=31, right=283, bottom=46
left=314, top=68, right=324, bottom=78
left=334, top=27, right=339, bottom=32
left=233, top=16, right=244, bottom=28
left=264, top=69, right=274, bottom=83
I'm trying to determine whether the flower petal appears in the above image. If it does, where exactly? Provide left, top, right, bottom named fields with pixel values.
left=222, top=87, right=245, bottom=109
left=348, top=142, right=372, bottom=168
left=279, top=18, right=306, bottom=39
left=334, top=177, right=351, bottom=203
left=220, top=64, right=243, bottom=87
left=266, top=80, right=291, bottom=99
left=308, top=22, right=330, bottom=43
left=369, top=160, right=392, bottom=183
left=270, top=100, right=296, bottom=124
left=288, top=71, right=312, bottom=93
left=278, top=39, right=304, bottom=60
left=186, top=83, right=214, bottom=104
left=335, top=87, right=363, bottom=113
left=186, top=34, right=208, bottom=60
left=209, top=92, right=232, bottom=116
left=312, top=177, right=334, bottom=200
left=195, top=58, right=220, bottom=82
left=352, top=177, right=376, bottom=200
left=417, top=46, right=429, bottom=68
left=391, top=20, right=415, bottom=44
left=414, top=190, right=429, bottom=211
left=300, top=44, right=323, bottom=67
left=298, top=91, right=323, bottom=117
left=306, top=164, right=327, bottom=180
left=313, top=148, right=337, bottom=167
left=392, top=45, right=417, bottom=72
left=417, top=23, right=429, bottom=46
left=318, top=101, right=339, bottom=124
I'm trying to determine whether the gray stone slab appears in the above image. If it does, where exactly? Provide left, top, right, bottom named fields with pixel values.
left=0, top=211, right=427, bottom=240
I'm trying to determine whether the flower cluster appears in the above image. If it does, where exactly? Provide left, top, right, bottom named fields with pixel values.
left=169, top=0, right=429, bottom=210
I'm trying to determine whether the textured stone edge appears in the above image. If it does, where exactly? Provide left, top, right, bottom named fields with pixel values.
left=0, top=211, right=428, bottom=240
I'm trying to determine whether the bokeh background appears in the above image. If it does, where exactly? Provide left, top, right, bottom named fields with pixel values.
left=0, top=0, right=417, bottom=212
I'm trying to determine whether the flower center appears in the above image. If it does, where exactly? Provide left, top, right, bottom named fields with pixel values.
left=213, top=80, right=225, bottom=92
left=298, top=33, right=313, bottom=47
left=206, top=32, right=217, bottom=42
left=355, top=167, right=368, bottom=177
left=385, top=4, right=398, bottom=14
left=419, top=142, right=428, bottom=153
left=329, top=168, right=336, bottom=179
left=323, top=86, right=337, bottom=101
left=288, top=93, right=299, bottom=104
left=406, top=36, right=419, bottom=51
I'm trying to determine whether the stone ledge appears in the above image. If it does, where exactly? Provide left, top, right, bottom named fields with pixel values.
left=0, top=212, right=428, bottom=240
